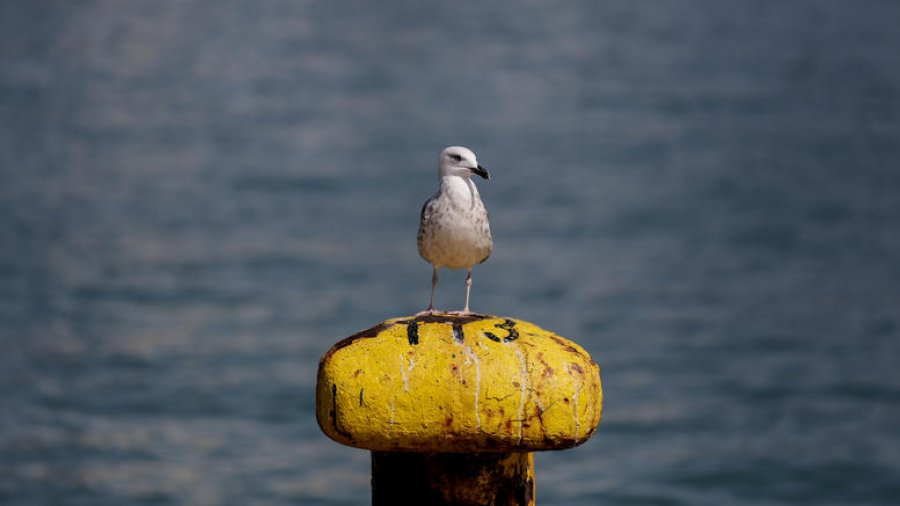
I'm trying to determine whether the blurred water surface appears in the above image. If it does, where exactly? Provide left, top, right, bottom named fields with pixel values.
left=2, top=1, right=900, bottom=504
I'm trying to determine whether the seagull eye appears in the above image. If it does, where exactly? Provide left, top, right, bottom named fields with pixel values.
left=449, top=154, right=462, bottom=162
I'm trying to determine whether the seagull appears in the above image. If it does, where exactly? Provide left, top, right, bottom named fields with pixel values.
left=417, top=146, right=492, bottom=316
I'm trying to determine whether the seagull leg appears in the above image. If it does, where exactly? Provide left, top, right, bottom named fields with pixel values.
left=450, top=268, right=474, bottom=316
left=430, top=266, right=440, bottom=312
left=463, top=267, right=473, bottom=314
left=416, top=266, right=440, bottom=316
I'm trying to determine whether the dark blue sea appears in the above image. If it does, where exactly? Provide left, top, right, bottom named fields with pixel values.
left=2, top=1, right=899, bottom=504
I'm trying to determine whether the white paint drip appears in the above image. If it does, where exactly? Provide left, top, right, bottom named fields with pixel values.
left=513, top=345, right=528, bottom=445
left=572, top=380, right=584, bottom=443
left=389, top=398, right=396, bottom=436
left=586, top=382, right=595, bottom=429
left=535, top=396, right=546, bottom=416
left=399, top=354, right=415, bottom=392
left=459, top=341, right=482, bottom=429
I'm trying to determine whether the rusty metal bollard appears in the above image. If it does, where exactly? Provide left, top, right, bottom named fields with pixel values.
left=316, top=314, right=602, bottom=505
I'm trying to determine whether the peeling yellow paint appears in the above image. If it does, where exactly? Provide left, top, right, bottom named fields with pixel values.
left=316, top=314, right=602, bottom=453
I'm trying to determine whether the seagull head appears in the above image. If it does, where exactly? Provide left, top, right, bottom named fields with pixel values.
left=439, top=146, right=490, bottom=180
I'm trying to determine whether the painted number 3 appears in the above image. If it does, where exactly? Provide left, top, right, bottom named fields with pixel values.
left=484, top=319, right=519, bottom=343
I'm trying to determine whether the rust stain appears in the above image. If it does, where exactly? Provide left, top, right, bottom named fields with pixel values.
left=548, top=334, right=580, bottom=354
left=321, top=321, right=394, bottom=364
left=537, top=351, right=555, bottom=378
left=408, top=313, right=491, bottom=324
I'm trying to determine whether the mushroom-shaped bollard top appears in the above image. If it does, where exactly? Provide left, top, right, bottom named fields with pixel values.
left=316, top=314, right=602, bottom=453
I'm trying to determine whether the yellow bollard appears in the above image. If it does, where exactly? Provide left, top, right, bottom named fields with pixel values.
left=316, top=313, right=602, bottom=505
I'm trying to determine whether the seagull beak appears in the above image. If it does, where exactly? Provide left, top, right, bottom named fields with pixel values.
left=471, top=164, right=490, bottom=180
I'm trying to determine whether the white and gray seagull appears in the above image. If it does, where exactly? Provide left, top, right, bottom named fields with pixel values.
left=417, top=146, right=492, bottom=316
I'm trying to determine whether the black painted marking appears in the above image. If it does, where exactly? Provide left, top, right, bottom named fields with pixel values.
left=452, top=322, right=465, bottom=343
left=330, top=383, right=339, bottom=429
left=484, top=319, right=519, bottom=343
left=331, top=383, right=352, bottom=438
left=359, top=388, right=364, bottom=407
left=406, top=320, right=420, bottom=345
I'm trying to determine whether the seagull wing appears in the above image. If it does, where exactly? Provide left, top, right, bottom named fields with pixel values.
left=419, top=193, right=438, bottom=224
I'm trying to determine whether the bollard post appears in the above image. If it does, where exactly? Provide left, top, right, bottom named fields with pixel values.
left=316, top=314, right=602, bottom=505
